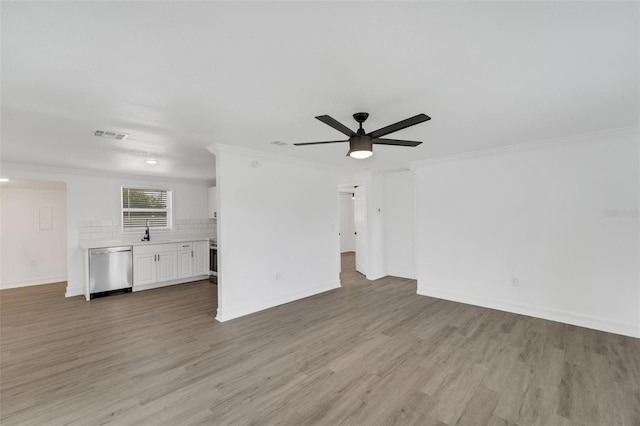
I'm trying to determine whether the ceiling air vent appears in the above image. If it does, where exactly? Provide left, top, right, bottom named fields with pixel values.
left=94, top=129, right=129, bottom=140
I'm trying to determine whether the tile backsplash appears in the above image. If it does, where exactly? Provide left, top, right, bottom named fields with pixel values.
left=78, top=218, right=216, bottom=241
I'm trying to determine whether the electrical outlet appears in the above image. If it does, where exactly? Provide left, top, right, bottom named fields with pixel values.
left=511, top=276, right=520, bottom=287
left=275, top=272, right=281, bottom=280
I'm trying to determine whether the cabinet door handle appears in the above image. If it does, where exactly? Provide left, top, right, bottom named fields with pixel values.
left=191, top=250, right=193, bottom=258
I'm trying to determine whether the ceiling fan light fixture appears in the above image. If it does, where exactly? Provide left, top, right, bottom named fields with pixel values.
left=293, top=112, right=430, bottom=159
left=349, top=150, right=373, bottom=159
left=348, top=135, right=373, bottom=159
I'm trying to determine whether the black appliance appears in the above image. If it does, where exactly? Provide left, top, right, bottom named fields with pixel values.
left=209, top=240, right=217, bottom=284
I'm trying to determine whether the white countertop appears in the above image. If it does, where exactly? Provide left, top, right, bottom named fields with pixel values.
left=79, top=237, right=212, bottom=250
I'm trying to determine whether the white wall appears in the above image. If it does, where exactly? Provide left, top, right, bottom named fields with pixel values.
left=0, top=164, right=213, bottom=297
left=413, top=128, right=640, bottom=337
left=383, top=171, right=416, bottom=279
left=339, top=193, right=355, bottom=253
left=366, top=172, right=386, bottom=280
left=212, top=145, right=340, bottom=321
left=0, top=185, right=67, bottom=288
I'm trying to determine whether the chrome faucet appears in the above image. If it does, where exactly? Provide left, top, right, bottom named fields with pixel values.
left=142, top=219, right=150, bottom=241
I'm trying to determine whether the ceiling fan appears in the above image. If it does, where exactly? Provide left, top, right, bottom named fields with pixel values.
left=294, top=112, right=431, bottom=159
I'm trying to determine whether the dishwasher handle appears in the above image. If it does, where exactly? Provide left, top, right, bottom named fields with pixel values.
left=89, top=246, right=133, bottom=255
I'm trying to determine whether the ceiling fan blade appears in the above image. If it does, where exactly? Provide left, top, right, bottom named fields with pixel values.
left=316, top=115, right=357, bottom=137
left=293, top=140, right=349, bottom=146
left=368, top=114, right=431, bottom=139
left=374, top=138, right=423, bottom=147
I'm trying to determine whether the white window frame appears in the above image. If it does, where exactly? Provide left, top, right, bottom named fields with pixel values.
left=121, top=186, right=173, bottom=232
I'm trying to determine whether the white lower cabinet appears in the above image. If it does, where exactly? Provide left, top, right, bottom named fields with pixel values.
left=158, top=252, right=178, bottom=282
left=133, top=253, right=157, bottom=286
left=133, top=244, right=178, bottom=288
left=133, top=241, right=209, bottom=291
left=178, top=241, right=209, bottom=278
left=193, top=241, right=209, bottom=275
left=177, top=243, right=194, bottom=278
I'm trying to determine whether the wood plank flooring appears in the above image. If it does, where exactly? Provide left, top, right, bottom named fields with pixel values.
left=1, top=252, right=639, bottom=425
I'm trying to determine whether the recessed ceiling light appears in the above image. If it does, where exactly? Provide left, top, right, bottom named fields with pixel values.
left=145, top=159, right=158, bottom=165
left=0, top=178, right=9, bottom=182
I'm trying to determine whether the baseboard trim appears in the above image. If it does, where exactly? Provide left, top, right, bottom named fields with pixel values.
left=132, top=275, right=209, bottom=293
left=1, top=276, right=67, bottom=290
left=366, top=270, right=387, bottom=281
left=386, top=269, right=416, bottom=280
left=417, top=286, right=640, bottom=338
left=216, top=280, right=341, bottom=322
left=65, top=287, right=84, bottom=298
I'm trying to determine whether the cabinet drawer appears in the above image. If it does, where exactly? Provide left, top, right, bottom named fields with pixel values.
left=133, top=243, right=178, bottom=255
left=178, top=242, right=193, bottom=251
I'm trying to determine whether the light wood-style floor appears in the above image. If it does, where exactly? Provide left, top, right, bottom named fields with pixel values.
left=1, top=252, right=639, bottom=425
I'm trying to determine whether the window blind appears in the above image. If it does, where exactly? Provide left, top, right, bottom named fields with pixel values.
left=122, top=187, right=171, bottom=230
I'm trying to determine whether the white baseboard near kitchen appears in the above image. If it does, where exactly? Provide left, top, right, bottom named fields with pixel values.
left=65, top=276, right=210, bottom=299
left=66, top=286, right=84, bottom=297
left=417, top=286, right=640, bottom=338
left=216, top=280, right=341, bottom=322
left=132, top=275, right=209, bottom=293
left=1, top=275, right=67, bottom=290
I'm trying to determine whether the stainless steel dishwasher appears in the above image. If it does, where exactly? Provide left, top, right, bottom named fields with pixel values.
left=89, top=246, right=133, bottom=298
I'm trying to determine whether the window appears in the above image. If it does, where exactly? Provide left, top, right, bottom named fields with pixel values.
left=121, top=187, right=172, bottom=230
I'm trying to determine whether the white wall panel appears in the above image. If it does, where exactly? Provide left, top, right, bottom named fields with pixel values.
left=413, top=129, right=639, bottom=337
left=212, top=145, right=340, bottom=321
left=383, top=171, right=416, bottom=279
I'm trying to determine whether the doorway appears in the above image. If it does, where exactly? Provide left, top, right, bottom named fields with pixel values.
left=338, top=183, right=367, bottom=277
left=0, top=179, right=68, bottom=289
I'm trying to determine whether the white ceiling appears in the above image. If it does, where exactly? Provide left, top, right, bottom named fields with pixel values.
left=1, top=2, right=637, bottom=180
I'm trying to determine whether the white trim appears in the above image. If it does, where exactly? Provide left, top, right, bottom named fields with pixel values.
left=68, top=276, right=209, bottom=298
left=208, top=143, right=340, bottom=171
left=66, top=286, right=84, bottom=297
left=1, top=276, right=67, bottom=290
left=386, top=270, right=416, bottom=280
left=410, top=125, right=639, bottom=170
left=417, top=286, right=640, bottom=338
left=131, top=275, right=209, bottom=293
left=215, top=280, right=341, bottom=322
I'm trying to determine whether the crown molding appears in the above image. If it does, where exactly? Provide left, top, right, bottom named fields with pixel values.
left=0, top=162, right=214, bottom=185
left=208, top=143, right=340, bottom=172
left=411, top=125, right=639, bottom=170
